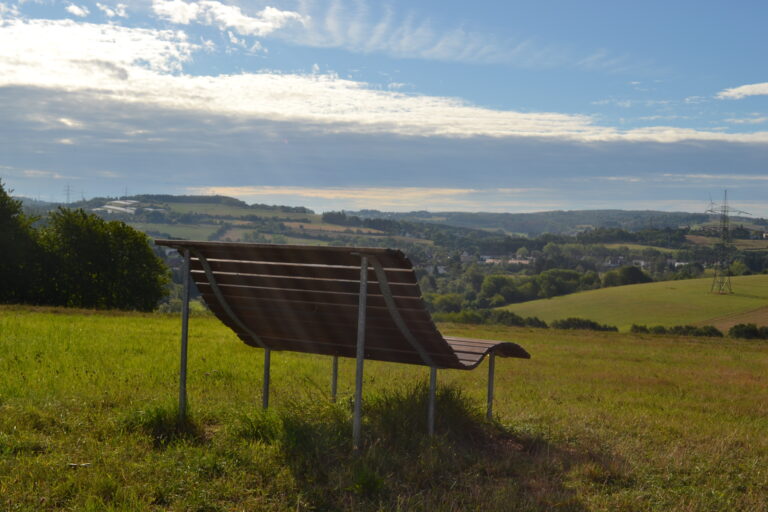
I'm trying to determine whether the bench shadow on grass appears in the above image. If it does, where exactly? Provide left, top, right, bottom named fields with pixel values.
left=230, top=383, right=628, bottom=512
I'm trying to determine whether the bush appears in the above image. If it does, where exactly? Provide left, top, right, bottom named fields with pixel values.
left=524, top=316, right=548, bottom=329
left=432, top=309, right=548, bottom=329
left=630, top=324, right=649, bottom=334
left=649, top=325, right=667, bottom=335
left=551, top=317, right=618, bottom=332
left=668, top=325, right=700, bottom=336
left=729, top=323, right=762, bottom=339
left=487, top=310, right=526, bottom=327
left=695, top=325, right=724, bottom=338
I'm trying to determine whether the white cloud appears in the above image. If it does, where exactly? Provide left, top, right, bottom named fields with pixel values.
left=0, top=3, right=20, bottom=18
left=1, top=17, right=768, bottom=147
left=151, top=0, right=305, bottom=36
left=185, top=186, right=557, bottom=212
left=272, top=0, right=625, bottom=70
left=662, top=173, right=768, bottom=182
left=22, top=169, right=73, bottom=179
left=96, top=3, right=127, bottom=18
left=718, top=82, right=768, bottom=100
left=725, top=116, right=767, bottom=125
left=66, top=3, right=90, bottom=17
left=0, top=18, right=196, bottom=85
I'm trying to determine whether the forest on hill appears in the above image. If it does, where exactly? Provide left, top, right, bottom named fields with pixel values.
left=13, top=192, right=768, bottom=317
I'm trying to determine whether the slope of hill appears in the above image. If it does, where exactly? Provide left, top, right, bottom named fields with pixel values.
left=503, top=274, right=768, bottom=331
left=350, top=209, right=764, bottom=236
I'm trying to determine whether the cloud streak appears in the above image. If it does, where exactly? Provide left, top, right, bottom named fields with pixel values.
left=717, top=82, right=768, bottom=100
left=273, top=0, right=627, bottom=70
left=151, top=0, right=305, bottom=36
left=1, top=16, right=766, bottom=145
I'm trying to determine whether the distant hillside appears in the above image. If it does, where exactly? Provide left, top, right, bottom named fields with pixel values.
left=350, top=209, right=764, bottom=236
left=503, top=274, right=768, bottom=331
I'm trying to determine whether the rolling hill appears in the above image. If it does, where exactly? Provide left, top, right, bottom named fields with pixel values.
left=503, top=274, right=768, bottom=331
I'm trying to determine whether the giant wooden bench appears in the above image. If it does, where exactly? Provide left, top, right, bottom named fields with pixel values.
left=155, top=240, right=530, bottom=448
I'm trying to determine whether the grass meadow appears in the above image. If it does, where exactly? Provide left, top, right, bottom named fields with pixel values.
left=2, top=306, right=768, bottom=510
left=505, top=274, right=768, bottom=332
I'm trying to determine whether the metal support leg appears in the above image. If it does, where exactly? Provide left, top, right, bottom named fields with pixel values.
left=353, top=256, right=368, bottom=451
left=428, top=366, right=437, bottom=436
left=178, top=249, right=191, bottom=419
left=262, top=349, right=271, bottom=409
left=331, top=356, right=339, bottom=402
left=487, top=353, right=496, bottom=421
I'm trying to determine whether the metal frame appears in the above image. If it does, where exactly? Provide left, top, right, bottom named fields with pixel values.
left=262, top=349, right=271, bottom=409
left=178, top=249, right=191, bottom=419
left=331, top=356, right=339, bottom=402
left=369, top=258, right=435, bottom=367
left=173, top=246, right=510, bottom=441
left=352, top=256, right=368, bottom=451
left=428, top=366, right=437, bottom=436
left=486, top=353, right=496, bottom=421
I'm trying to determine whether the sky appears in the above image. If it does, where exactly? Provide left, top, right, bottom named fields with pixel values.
left=1, top=0, right=767, bottom=214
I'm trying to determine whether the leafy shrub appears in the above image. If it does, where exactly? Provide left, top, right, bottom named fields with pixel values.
left=551, top=317, right=618, bottom=332
left=487, top=310, right=526, bottom=327
left=630, top=324, right=649, bottom=334
left=668, top=325, right=700, bottom=336
left=524, top=316, right=548, bottom=329
left=695, top=325, right=724, bottom=338
left=729, top=323, right=762, bottom=339
left=649, top=325, right=667, bottom=334
left=432, top=309, right=547, bottom=329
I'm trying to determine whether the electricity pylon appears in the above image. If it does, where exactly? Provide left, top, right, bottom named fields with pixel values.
left=705, top=190, right=750, bottom=294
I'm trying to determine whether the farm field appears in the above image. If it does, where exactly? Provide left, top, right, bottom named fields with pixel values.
left=686, top=234, right=768, bottom=251
left=2, top=306, right=768, bottom=510
left=602, top=243, right=676, bottom=253
left=127, top=222, right=221, bottom=241
left=503, top=274, right=768, bottom=331
left=162, top=202, right=318, bottom=221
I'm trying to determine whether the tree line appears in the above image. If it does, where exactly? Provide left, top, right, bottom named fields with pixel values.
left=0, top=181, right=168, bottom=311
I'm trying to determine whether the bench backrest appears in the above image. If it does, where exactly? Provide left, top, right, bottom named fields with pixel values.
left=155, top=240, right=471, bottom=368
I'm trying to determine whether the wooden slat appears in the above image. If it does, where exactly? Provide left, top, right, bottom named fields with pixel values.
left=203, top=296, right=439, bottom=333
left=227, top=332, right=463, bottom=368
left=199, top=292, right=434, bottom=329
left=205, top=302, right=440, bottom=338
left=206, top=303, right=423, bottom=349
left=156, top=239, right=530, bottom=369
left=191, top=270, right=421, bottom=298
left=195, top=282, right=424, bottom=310
left=156, top=240, right=411, bottom=269
left=190, top=259, right=417, bottom=285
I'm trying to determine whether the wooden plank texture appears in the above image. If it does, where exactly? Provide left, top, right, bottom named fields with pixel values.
left=155, top=239, right=530, bottom=369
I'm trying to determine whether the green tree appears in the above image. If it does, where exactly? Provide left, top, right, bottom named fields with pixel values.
left=536, top=268, right=581, bottom=298
left=602, top=265, right=653, bottom=288
left=0, top=180, right=40, bottom=303
left=39, top=208, right=169, bottom=311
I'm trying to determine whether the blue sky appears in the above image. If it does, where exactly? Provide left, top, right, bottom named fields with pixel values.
left=1, top=0, right=767, bottom=214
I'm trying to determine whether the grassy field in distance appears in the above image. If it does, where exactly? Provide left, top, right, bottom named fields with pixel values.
left=503, top=274, right=768, bottom=331
left=602, top=243, right=677, bottom=253
left=686, top=234, right=768, bottom=250
left=163, top=202, right=319, bottom=220
left=2, top=306, right=768, bottom=510
left=128, top=222, right=220, bottom=241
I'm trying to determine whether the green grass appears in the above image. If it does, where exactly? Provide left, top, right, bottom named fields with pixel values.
left=602, top=243, right=677, bottom=253
left=503, top=274, right=768, bottom=331
left=128, top=223, right=220, bottom=240
left=164, top=202, right=320, bottom=221
left=3, top=306, right=768, bottom=510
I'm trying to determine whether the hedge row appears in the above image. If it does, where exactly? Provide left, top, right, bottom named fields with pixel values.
left=432, top=309, right=548, bottom=328
left=727, top=323, right=768, bottom=339
left=630, top=324, right=724, bottom=337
